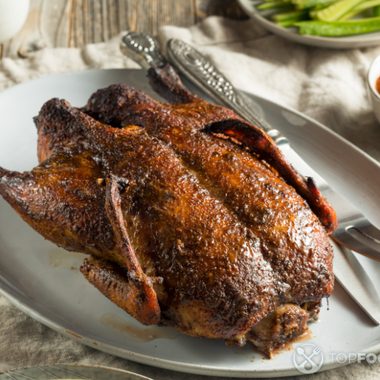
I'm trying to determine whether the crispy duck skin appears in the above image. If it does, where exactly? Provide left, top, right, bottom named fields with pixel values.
left=148, top=64, right=336, bottom=234
left=82, top=67, right=335, bottom=306
left=2, top=99, right=279, bottom=338
left=247, top=303, right=309, bottom=358
left=83, top=64, right=337, bottom=235
left=0, top=66, right=336, bottom=357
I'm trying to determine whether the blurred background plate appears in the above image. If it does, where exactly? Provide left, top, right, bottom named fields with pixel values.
left=238, top=0, right=380, bottom=49
left=0, top=364, right=153, bottom=380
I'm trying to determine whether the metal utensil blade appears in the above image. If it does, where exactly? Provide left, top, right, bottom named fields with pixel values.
left=333, top=245, right=380, bottom=325
left=166, top=37, right=380, bottom=261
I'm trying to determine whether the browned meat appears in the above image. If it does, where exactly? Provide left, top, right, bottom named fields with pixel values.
left=82, top=66, right=335, bottom=305
left=247, top=304, right=309, bottom=358
left=81, top=255, right=160, bottom=326
left=83, top=64, right=337, bottom=235
left=0, top=65, right=336, bottom=357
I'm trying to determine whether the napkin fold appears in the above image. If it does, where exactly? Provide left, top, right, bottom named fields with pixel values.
left=1, top=15, right=380, bottom=380
left=0, top=34, right=140, bottom=90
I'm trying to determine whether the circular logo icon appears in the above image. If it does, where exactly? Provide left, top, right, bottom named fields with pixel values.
left=293, top=343, right=324, bottom=374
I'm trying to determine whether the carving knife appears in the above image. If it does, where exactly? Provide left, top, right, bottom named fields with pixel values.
left=334, top=245, right=380, bottom=325
left=120, top=32, right=380, bottom=324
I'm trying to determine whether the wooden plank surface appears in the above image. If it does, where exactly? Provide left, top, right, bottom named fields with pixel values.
left=0, top=0, right=247, bottom=59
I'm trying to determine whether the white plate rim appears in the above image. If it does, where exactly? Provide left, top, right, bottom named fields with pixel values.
left=2, top=278, right=380, bottom=378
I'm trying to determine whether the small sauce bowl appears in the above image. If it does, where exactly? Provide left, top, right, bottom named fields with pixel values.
left=368, top=54, right=380, bottom=124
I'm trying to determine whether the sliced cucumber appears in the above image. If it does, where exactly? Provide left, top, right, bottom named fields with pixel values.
left=339, top=0, right=380, bottom=20
left=258, top=0, right=293, bottom=9
left=296, top=17, right=380, bottom=35
left=313, top=0, right=366, bottom=21
left=272, top=9, right=310, bottom=25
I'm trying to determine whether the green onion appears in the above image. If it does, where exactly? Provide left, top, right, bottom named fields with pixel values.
left=339, top=0, right=380, bottom=20
left=291, top=0, right=338, bottom=10
left=257, top=0, right=293, bottom=9
left=373, top=4, right=380, bottom=15
left=295, top=16, right=380, bottom=35
left=272, top=9, right=311, bottom=26
left=309, top=1, right=339, bottom=18
left=312, top=0, right=339, bottom=10
left=313, top=0, right=366, bottom=21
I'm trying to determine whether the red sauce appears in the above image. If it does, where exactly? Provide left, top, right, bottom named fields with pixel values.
left=376, top=76, right=380, bottom=95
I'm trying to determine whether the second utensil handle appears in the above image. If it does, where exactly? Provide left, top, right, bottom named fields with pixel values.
left=166, top=38, right=287, bottom=145
left=120, top=31, right=287, bottom=145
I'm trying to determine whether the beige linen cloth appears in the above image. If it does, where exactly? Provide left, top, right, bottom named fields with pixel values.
left=1, top=16, right=380, bottom=380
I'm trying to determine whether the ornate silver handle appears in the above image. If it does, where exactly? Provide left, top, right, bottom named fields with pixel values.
left=120, top=32, right=287, bottom=145
left=166, top=39, right=287, bottom=145
left=120, top=31, right=166, bottom=69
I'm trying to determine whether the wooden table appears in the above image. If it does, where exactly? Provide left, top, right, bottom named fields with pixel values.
left=0, top=0, right=247, bottom=59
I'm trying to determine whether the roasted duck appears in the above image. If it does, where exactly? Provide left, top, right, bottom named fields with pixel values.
left=0, top=64, right=336, bottom=357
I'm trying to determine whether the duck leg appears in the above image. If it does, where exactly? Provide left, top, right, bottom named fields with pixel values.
left=1, top=161, right=161, bottom=325
left=0, top=157, right=118, bottom=263
left=80, top=255, right=161, bottom=326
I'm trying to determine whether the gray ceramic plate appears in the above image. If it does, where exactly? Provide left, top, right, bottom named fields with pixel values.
left=0, top=69, right=380, bottom=377
left=0, top=364, right=152, bottom=380
left=238, top=0, right=380, bottom=49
